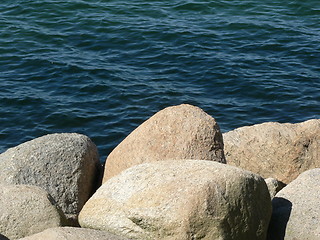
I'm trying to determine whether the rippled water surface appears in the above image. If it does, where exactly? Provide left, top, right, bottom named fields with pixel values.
left=1, top=0, right=319, bottom=161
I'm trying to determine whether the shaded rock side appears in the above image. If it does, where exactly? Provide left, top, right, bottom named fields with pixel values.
left=0, top=133, right=101, bottom=224
left=223, top=119, right=320, bottom=184
left=18, top=227, right=130, bottom=240
left=268, top=168, right=320, bottom=240
left=0, top=234, right=9, bottom=240
left=103, top=104, right=225, bottom=182
left=0, top=184, right=64, bottom=240
left=80, top=160, right=271, bottom=240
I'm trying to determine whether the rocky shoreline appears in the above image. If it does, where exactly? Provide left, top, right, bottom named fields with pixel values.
left=0, top=104, right=319, bottom=240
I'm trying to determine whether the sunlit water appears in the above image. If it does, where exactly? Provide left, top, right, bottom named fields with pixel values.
left=1, top=0, right=319, bottom=161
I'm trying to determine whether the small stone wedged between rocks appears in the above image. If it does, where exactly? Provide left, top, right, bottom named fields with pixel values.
left=264, top=178, right=286, bottom=199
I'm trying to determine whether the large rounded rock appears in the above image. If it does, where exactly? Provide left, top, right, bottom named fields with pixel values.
left=18, top=227, right=130, bottom=240
left=0, top=184, right=64, bottom=239
left=80, top=160, right=272, bottom=240
left=0, top=133, right=101, bottom=224
left=103, top=104, right=225, bottom=182
left=223, top=119, right=320, bottom=184
left=268, top=168, right=320, bottom=240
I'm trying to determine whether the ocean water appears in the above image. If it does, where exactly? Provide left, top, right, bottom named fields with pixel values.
left=1, top=0, right=319, bottom=162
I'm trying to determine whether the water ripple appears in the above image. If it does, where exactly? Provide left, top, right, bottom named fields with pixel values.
left=0, top=0, right=319, bottom=160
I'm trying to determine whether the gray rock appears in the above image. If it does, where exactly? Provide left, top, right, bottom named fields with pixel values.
left=18, top=227, right=130, bottom=240
left=0, top=133, right=101, bottom=224
left=268, top=168, right=320, bottom=240
left=223, top=119, right=320, bottom=184
left=264, top=178, right=286, bottom=199
left=0, top=184, right=64, bottom=240
left=80, top=160, right=271, bottom=240
left=103, top=104, right=225, bottom=182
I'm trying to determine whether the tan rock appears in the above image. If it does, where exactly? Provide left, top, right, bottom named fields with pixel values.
left=223, top=119, right=320, bottom=184
left=80, top=160, right=271, bottom=240
left=268, top=168, right=320, bottom=240
left=103, top=104, right=225, bottom=182
left=0, top=133, right=101, bottom=224
left=0, top=184, right=64, bottom=240
left=18, top=227, right=130, bottom=240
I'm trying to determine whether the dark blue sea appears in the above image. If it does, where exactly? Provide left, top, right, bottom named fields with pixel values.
left=1, top=0, right=319, bottom=162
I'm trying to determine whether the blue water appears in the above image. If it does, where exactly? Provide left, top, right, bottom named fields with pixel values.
left=1, top=0, right=319, bottom=161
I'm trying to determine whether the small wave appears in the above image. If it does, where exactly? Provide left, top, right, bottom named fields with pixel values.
left=0, top=0, right=319, bottom=160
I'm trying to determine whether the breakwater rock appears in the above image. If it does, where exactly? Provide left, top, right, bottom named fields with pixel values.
left=80, top=160, right=271, bottom=240
left=0, top=184, right=64, bottom=239
left=0, top=133, right=101, bottom=226
left=18, top=227, right=130, bottom=240
left=0, top=104, right=319, bottom=239
left=103, top=104, right=225, bottom=182
left=268, top=168, right=320, bottom=240
left=223, top=119, right=320, bottom=184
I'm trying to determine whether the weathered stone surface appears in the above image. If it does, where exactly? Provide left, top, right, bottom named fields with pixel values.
left=268, top=168, right=320, bottom=240
left=0, top=133, right=101, bottom=224
left=80, top=160, right=271, bottom=240
left=18, top=227, right=130, bottom=240
left=223, top=119, right=320, bottom=184
left=0, top=184, right=64, bottom=240
left=103, top=104, right=225, bottom=182
left=264, top=178, right=286, bottom=199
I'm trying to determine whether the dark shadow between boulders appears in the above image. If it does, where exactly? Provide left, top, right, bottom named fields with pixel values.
left=0, top=234, right=9, bottom=240
left=92, top=161, right=104, bottom=194
left=267, top=197, right=292, bottom=240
